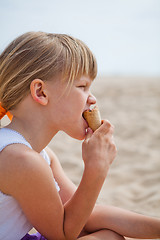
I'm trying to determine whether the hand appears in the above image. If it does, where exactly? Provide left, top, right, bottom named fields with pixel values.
left=82, top=120, right=117, bottom=178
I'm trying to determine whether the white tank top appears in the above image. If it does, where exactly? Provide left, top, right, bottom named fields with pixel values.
left=0, top=128, right=60, bottom=240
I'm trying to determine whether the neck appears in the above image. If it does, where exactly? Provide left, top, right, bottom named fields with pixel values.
left=6, top=94, right=60, bottom=152
left=7, top=116, right=58, bottom=153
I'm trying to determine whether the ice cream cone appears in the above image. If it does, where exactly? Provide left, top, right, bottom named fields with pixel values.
left=83, top=106, right=101, bottom=131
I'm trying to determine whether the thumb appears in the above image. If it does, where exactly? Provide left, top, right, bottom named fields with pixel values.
left=85, top=127, right=93, bottom=141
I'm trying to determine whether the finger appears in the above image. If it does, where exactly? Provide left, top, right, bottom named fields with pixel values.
left=85, top=127, right=93, bottom=141
left=95, top=119, right=113, bottom=135
left=107, top=125, right=114, bottom=136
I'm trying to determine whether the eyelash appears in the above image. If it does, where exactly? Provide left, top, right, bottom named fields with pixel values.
left=79, top=85, right=86, bottom=89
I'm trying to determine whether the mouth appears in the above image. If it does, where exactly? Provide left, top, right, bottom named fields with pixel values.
left=82, top=105, right=96, bottom=117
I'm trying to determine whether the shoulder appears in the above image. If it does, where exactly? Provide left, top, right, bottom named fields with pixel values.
left=45, top=146, right=63, bottom=178
left=45, top=146, right=62, bottom=170
left=0, top=144, right=53, bottom=196
left=45, top=146, right=58, bottom=162
left=0, top=143, right=49, bottom=173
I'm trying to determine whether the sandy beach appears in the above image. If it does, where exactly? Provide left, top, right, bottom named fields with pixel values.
left=1, top=76, right=160, bottom=239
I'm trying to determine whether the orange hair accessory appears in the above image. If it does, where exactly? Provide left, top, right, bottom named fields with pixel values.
left=0, top=103, right=13, bottom=121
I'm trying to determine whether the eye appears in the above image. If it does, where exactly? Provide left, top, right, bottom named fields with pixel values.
left=78, top=85, right=86, bottom=90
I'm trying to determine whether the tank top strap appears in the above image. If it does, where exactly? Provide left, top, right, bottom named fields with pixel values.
left=0, top=128, right=32, bottom=152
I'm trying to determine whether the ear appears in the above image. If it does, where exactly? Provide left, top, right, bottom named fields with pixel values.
left=30, top=79, right=48, bottom=105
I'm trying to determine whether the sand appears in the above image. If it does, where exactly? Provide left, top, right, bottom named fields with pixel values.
left=1, top=76, right=160, bottom=239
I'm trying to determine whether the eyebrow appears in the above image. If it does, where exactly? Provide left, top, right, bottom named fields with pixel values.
left=77, top=77, right=92, bottom=84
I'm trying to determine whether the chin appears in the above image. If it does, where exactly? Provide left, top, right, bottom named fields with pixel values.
left=66, top=128, right=86, bottom=141
left=76, top=135, right=86, bottom=141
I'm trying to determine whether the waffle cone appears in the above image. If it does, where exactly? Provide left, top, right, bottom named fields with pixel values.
left=83, top=106, right=101, bottom=131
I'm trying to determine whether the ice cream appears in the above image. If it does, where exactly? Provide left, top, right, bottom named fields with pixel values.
left=83, top=106, right=101, bottom=131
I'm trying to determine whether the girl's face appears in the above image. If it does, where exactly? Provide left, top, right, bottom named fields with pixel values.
left=46, top=75, right=96, bottom=140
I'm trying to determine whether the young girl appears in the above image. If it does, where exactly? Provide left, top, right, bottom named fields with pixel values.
left=0, top=31, right=159, bottom=240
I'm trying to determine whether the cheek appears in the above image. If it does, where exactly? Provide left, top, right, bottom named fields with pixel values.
left=58, top=102, right=77, bottom=122
left=67, top=94, right=85, bottom=113
left=59, top=90, right=86, bottom=121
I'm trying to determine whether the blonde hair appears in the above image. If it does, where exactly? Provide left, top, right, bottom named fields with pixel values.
left=0, top=31, right=97, bottom=111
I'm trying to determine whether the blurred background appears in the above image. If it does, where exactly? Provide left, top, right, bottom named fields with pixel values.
left=1, top=1, right=160, bottom=235
left=0, top=0, right=160, bottom=77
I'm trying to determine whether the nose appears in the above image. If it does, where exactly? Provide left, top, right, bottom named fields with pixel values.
left=87, top=93, right=97, bottom=105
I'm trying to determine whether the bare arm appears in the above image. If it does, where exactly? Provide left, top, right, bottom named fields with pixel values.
left=48, top=121, right=116, bottom=239
left=48, top=147, right=160, bottom=239
left=2, top=145, right=100, bottom=240
left=1, top=121, right=115, bottom=240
